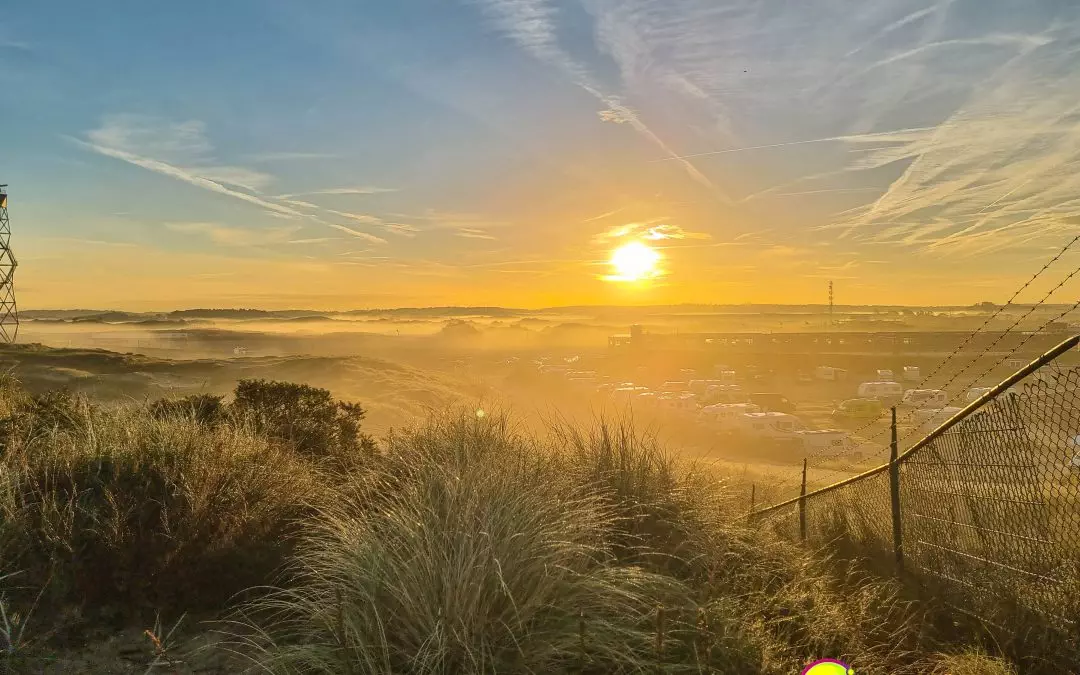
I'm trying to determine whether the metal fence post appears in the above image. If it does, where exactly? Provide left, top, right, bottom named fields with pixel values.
left=889, top=406, right=904, bottom=573
left=799, top=458, right=807, bottom=543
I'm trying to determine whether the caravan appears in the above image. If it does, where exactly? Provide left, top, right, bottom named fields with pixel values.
left=901, top=389, right=947, bottom=408
left=856, top=381, right=903, bottom=404
left=701, top=403, right=761, bottom=429
left=735, top=412, right=807, bottom=440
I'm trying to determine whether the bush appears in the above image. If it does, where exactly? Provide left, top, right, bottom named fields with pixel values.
left=230, top=379, right=375, bottom=463
left=149, top=393, right=227, bottom=426
left=0, top=395, right=324, bottom=622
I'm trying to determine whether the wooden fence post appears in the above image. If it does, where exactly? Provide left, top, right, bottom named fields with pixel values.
left=889, top=406, right=904, bottom=573
left=799, top=458, right=808, bottom=542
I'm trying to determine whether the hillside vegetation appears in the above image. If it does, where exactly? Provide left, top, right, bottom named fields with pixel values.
left=0, top=376, right=1034, bottom=673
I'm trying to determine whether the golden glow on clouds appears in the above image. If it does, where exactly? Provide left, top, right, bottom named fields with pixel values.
left=605, top=241, right=661, bottom=283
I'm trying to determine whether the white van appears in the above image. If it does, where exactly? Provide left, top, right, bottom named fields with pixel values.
left=877, top=369, right=895, bottom=381
left=736, top=412, right=807, bottom=439
left=857, top=381, right=904, bottom=403
left=901, top=389, right=947, bottom=408
left=797, top=429, right=855, bottom=454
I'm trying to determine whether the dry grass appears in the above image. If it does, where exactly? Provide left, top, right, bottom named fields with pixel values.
left=0, top=383, right=329, bottom=625
left=0, top=376, right=1052, bottom=673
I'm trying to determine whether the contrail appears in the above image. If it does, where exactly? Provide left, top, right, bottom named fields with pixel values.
left=651, top=126, right=936, bottom=162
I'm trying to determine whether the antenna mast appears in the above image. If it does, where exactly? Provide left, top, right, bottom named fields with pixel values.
left=828, top=280, right=834, bottom=330
left=0, top=185, right=19, bottom=342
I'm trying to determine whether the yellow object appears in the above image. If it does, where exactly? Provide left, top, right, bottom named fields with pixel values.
left=803, top=660, right=853, bottom=675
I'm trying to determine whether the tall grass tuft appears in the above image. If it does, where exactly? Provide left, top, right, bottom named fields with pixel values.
left=232, top=412, right=695, bottom=674
left=555, top=419, right=730, bottom=579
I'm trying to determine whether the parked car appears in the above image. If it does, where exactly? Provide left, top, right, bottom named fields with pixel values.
left=749, top=392, right=796, bottom=413
left=832, top=398, right=884, bottom=421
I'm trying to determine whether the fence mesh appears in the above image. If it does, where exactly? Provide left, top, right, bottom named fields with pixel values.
left=751, top=339, right=1080, bottom=657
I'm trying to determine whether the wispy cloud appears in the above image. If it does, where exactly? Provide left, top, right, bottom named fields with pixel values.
left=76, top=115, right=392, bottom=244
left=578, top=0, right=1079, bottom=256
left=75, top=136, right=303, bottom=218
left=593, top=220, right=710, bottom=242
left=278, top=198, right=320, bottom=209
left=277, top=187, right=397, bottom=198
left=472, top=0, right=726, bottom=199
left=456, top=227, right=497, bottom=240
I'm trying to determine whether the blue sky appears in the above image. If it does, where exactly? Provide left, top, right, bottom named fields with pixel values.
left=2, top=0, right=1080, bottom=309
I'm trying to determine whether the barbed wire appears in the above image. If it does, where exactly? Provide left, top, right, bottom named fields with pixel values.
left=773, top=239, right=1080, bottom=493
left=826, top=235, right=1080, bottom=446
left=895, top=293, right=1080, bottom=449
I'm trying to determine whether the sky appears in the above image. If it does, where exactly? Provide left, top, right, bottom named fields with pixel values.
left=3, top=0, right=1080, bottom=310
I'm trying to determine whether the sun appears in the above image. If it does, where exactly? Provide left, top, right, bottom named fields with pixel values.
left=607, top=241, right=661, bottom=282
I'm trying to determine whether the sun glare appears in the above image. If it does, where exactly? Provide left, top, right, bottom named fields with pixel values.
left=607, top=241, right=661, bottom=282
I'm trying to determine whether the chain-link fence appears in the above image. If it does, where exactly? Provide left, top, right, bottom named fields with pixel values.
left=750, top=335, right=1080, bottom=655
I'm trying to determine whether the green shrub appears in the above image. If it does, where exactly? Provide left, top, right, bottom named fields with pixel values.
left=149, top=393, right=227, bottom=426
left=230, top=379, right=375, bottom=463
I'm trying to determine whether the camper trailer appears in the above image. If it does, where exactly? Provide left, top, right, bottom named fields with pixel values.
left=903, top=366, right=921, bottom=382
left=735, top=412, right=807, bottom=440
left=856, top=381, right=904, bottom=404
left=901, top=389, right=947, bottom=408
left=701, top=403, right=761, bottom=428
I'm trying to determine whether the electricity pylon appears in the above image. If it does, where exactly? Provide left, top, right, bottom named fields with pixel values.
left=0, top=184, right=19, bottom=342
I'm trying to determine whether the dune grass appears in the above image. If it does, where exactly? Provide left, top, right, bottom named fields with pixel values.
left=0, top=376, right=1047, bottom=673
